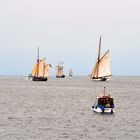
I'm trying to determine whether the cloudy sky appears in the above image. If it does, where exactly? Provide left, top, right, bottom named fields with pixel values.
left=0, top=0, right=140, bottom=76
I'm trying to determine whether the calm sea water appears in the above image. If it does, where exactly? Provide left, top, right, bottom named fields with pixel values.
left=0, top=76, right=140, bottom=140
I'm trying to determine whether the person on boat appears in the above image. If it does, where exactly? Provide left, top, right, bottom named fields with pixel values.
left=105, top=99, right=110, bottom=107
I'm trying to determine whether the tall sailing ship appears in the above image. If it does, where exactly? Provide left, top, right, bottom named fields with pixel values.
left=69, top=68, right=73, bottom=77
left=91, top=36, right=112, bottom=81
left=31, top=47, right=52, bottom=81
left=56, top=61, right=65, bottom=78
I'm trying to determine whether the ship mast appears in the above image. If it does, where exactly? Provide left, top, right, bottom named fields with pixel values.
left=37, top=46, right=39, bottom=77
left=97, top=35, right=102, bottom=77
left=98, top=35, right=101, bottom=62
left=37, top=46, right=39, bottom=62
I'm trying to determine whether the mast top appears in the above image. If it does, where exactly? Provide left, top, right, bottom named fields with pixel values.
left=98, top=35, right=102, bottom=62
left=37, top=46, right=39, bottom=60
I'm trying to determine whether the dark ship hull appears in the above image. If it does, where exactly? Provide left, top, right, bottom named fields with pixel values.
left=69, top=74, right=72, bottom=77
left=56, top=75, right=65, bottom=78
left=91, top=77, right=107, bottom=81
left=32, top=76, right=48, bottom=81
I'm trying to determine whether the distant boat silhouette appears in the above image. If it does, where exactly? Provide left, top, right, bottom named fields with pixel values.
left=56, top=61, right=65, bottom=78
left=69, top=68, right=73, bottom=77
left=31, top=47, right=52, bottom=81
left=91, top=36, right=112, bottom=81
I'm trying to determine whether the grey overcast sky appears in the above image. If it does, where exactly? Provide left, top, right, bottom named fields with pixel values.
left=0, top=0, right=140, bottom=76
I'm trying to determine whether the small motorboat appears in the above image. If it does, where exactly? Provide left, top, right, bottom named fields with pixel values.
left=92, top=87, right=115, bottom=114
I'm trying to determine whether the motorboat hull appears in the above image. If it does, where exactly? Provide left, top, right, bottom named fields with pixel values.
left=91, top=77, right=108, bottom=81
left=92, top=106, right=114, bottom=114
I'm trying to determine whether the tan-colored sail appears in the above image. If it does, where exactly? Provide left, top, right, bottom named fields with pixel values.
left=32, top=64, right=38, bottom=76
left=59, top=67, right=63, bottom=76
left=91, top=50, right=111, bottom=78
left=32, top=58, right=51, bottom=77
left=91, top=62, right=98, bottom=78
left=56, top=66, right=64, bottom=76
left=98, top=50, right=111, bottom=77
left=37, top=59, right=44, bottom=77
left=44, top=64, right=52, bottom=77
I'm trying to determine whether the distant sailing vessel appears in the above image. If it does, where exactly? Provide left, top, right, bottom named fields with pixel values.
left=91, top=36, right=112, bottom=81
left=92, top=87, right=115, bottom=114
left=56, top=61, right=65, bottom=78
left=69, top=68, right=73, bottom=77
left=31, top=47, right=52, bottom=81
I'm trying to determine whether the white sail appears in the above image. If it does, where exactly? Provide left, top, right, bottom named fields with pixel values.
left=69, top=69, right=73, bottom=76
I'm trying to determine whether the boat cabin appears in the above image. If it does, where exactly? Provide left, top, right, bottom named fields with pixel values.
left=96, top=95, right=114, bottom=108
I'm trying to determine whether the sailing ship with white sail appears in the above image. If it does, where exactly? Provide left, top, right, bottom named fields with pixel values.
left=31, top=47, right=52, bottom=81
left=56, top=61, right=65, bottom=78
left=91, top=36, right=112, bottom=81
left=69, top=68, right=73, bottom=77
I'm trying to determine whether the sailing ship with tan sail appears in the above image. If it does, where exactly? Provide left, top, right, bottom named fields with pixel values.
left=91, top=36, right=112, bottom=81
left=31, top=47, right=52, bottom=81
left=56, top=61, right=65, bottom=78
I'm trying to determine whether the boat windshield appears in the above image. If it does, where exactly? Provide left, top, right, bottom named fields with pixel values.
left=98, top=97, right=114, bottom=106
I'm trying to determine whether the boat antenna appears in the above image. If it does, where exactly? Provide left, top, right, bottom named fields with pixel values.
left=98, top=35, right=102, bottom=62
left=104, top=87, right=106, bottom=96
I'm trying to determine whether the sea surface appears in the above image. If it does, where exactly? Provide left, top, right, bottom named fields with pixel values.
left=0, top=76, right=140, bottom=140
